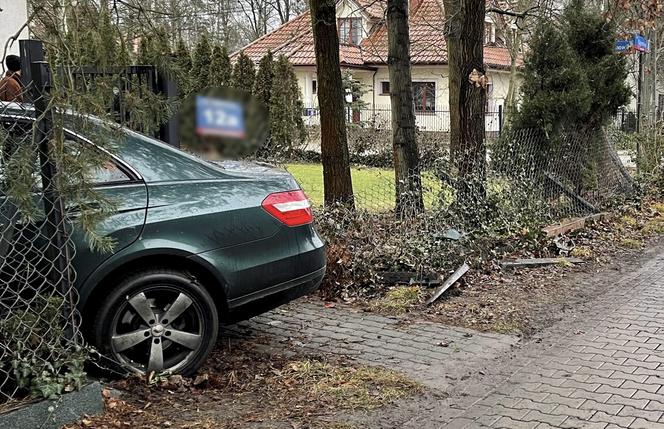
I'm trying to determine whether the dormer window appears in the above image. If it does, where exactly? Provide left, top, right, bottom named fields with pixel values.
left=338, top=18, right=362, bottom=45
left=484, top=22, right=496, bottom=44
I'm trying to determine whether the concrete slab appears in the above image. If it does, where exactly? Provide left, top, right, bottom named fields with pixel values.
left=0, top=382, right=104, bottom=429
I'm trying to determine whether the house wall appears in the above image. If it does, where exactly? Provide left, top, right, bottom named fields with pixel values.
left=0, top=0, right=29, bottom=59
left=296, top=65, right=518, bottom=132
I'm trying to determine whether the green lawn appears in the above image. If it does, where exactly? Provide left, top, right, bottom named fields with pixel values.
left=285, top=163, right=448, bottom=212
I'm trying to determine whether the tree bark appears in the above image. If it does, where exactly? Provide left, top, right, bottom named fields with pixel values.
left=504, top=48, right=519, bottom=126
left=443, top=0, right=487, bottom=221
left=309, top=0, right=355, bottom=207
left=387, top=0, right=424, bottom=216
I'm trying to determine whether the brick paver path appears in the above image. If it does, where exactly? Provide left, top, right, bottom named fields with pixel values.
left=227, top=303, right=518, bottom=391
left=440, top=248, right=664, bottom=429
left=229, top=246, right=664, bottom=428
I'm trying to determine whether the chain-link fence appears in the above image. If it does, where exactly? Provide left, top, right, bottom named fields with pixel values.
left=281, top=126, right=635, bottom=216
left=0, top=62, right=83, bottom=407
left=271, top=124, right=637, bottom=297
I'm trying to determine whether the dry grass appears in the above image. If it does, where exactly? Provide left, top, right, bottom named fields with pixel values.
left=570, top=246, right=593, bottom=258
left=620, top=238, right=643, bottom=249
left=371, top=286, right=421, bottom=315
left=620, top=215, right=639, bottom=227
left=283, top=360, right=422, bottom=411
left=643, top=218, right=664, bottom=235
left=651, top=203, right=664, bottom=214
left=492, top=320, right=522, bottom=334
left=556, top=258, right=574, bottom=268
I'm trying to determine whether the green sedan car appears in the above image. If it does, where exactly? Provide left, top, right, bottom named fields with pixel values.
left=0, top=105, right=326, bottom=376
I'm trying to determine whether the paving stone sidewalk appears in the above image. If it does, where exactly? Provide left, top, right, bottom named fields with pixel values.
left=440, top=248, right=664, bottom=429
left=226, top=301, right=519, bottom=391
left=227, top=244, right=664, bottom=428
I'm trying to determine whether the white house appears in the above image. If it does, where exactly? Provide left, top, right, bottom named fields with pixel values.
left=234, top=0, right=521, bottom=132
left=0, top=0, right=29, bottom=59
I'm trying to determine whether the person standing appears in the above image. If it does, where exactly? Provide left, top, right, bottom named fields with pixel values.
left=0, top=55, right=24, bottom=103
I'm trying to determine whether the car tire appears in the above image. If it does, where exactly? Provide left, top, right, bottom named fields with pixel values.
left=92, top=268, right=218, bottom=377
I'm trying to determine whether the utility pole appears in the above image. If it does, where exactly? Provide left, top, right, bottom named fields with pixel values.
left=652, top=27, right=658, bottom=124
left=636, top=49, right=643, bottom=174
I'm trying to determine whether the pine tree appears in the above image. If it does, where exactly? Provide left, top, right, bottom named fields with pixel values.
left=208, top=44, right=232, bottom=87
left=192, top=33, right=213, bottom=92
left=341, top=71, right=369, bottom=110
left=253, top=51, right=275, bottom=108
left=97, top=1, right=118, bottom=67
left=515, top=21, right=592, bottom=135
left=116, top=36, right=132, bottom=66
left=151, top=26, right=173, bottom=68
left=174, top=39, right=193, bottom=94
left=137, top=35, right=153, bottom=65
left=563, top=0, right=630, bottom=128
left=269, top=55, right=305, bottom=152
left=231, top=52, right=256, bottom=93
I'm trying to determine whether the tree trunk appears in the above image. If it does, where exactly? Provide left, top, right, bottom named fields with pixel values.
left=387, top=0, right=424, bottom=216
left=504, top=52, right=518, bottom=126
left=309, top=0, right=355, bottom=207
left=503, top=28, right=520, bottom=127
left=443, top=0, right=487, bottom=222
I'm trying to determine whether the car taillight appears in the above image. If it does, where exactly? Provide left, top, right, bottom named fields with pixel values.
left=261, top=190, right=313, bottom=227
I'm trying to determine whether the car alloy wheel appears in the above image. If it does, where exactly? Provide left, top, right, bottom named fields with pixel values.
left=93, top=269, right=218, bottom=376
left=112, top=286, right=206, bottom=374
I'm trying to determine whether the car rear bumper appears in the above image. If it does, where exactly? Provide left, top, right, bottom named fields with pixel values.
left=193, top=223, right=326, bottom=297
left=222, top=263, right=325, bottom=324
left=227, top=265, right=325, bottom=308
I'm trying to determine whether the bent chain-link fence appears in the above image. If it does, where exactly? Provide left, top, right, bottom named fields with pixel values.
left=268, top=124, right=636, bottom=295
left=0, top=63, right=82, bottom=407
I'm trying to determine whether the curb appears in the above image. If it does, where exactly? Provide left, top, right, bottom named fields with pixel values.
left=0, top=382, right=104, bottom=429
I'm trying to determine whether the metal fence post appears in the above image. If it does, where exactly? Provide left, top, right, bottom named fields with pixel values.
left=31, top=60, right=76, bottom=340
left=498, top=105, right=504, bottom=136
left=18, top=39, right=45, bottom=103
left=156, top=70, right=180, bottom=148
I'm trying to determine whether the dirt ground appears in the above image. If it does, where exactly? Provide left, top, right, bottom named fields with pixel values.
left=64, top=336, right=421, bottom=429
left=364, top=200, right=664, bottom=337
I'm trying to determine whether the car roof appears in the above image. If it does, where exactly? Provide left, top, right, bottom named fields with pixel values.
left=0, top=102, right=228, bottom=183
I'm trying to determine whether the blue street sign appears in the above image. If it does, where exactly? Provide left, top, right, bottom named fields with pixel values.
left=615, top=34, right=650, bottom=54
left=615, top=40, right=631, bottom=53
left=196, top=95, right=245, bottom=138
left=633, top=34, right=649, bottom=52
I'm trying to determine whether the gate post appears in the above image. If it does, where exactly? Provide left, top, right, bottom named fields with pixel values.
left=31, top=60, right=76, bottom=339
left=156, top=71, right=180, bottom=148
left=18, top=39, right=45, bottom=102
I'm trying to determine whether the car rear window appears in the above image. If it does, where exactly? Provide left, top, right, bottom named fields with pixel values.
left=115, top=131, right=225, bottom=182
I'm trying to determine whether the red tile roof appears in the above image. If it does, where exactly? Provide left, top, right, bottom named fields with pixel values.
left=234, top=0, right=519, bottom=70
left=353, top=0, right=387, bottom=19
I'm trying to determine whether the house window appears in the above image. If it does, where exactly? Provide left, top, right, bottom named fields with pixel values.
left=484, top=22, right=495, bottom=44
left=413, top=82, right=436, bottom=112
left=312, top=79, right=317, bottom=95
left=381, top=81, right=390, bottom=95
left=338, top=18, right=362, bottom=45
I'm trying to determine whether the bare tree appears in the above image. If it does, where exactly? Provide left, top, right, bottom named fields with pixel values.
left=239, top=0, right=272, bottom=40
left=387, top=0, right=423, bottom=215
left=443, top=0, right=488, bottom=218
left=269, top=0, right=307, bottom=24
left=309, top=0, right=355, bottom=207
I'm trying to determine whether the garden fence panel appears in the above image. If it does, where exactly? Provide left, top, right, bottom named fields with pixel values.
left=0, top=62, right=81, bottom=407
